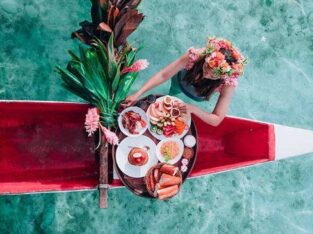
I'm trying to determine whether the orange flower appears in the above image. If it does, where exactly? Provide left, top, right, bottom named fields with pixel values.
left=208, top=59, right=216, bottom=68
left=232, top=50, right=241, bottom=60
left=215, top=51, right=225, bottom=60
left=221, top=61, right=230, bottom=72
left=232, top=63, right=243, bottom=73
left=224, top=40, right=232, bottom=48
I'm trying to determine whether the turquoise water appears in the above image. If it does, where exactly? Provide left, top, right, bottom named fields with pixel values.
left=1, top=0, right=313, bottom=233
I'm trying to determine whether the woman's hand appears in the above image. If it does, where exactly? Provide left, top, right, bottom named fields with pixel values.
left=122, top=92, right=141, bottom=107
left=185, top=103, right=196, bottom=114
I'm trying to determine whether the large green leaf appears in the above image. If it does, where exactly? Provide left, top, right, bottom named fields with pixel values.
left=84, top=49, right=111, bottom=100
left=56, top=67, right=99, bottom=104
left=107, top=35, right=118, bottom=79
left=111, top=64, right=121, bottom=92
left=113, top=72, right=138, bottom=108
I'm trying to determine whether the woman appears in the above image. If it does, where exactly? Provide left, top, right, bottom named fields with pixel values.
left=124, top=37, right=247, bottom=127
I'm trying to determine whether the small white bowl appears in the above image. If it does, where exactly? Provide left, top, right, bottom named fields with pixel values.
left=156, top=137, right=184, bottom=165
left=184, top=135, right=196, bottom=148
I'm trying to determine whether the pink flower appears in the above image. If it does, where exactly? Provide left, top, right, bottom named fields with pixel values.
left=85, top=108, right=100, bottom=136
left=224, top=77, right=238, bottom=87
left=186, top=47, right=201, bottom=70
left=122, top=59, right=149, bottom=74
left=181, top=165, right=188, bottom=173
left=215, top=77, right=238, bottom=93
left=218, top=39, right=232, bottom=49
left=100, top=125, right=119, bottom=145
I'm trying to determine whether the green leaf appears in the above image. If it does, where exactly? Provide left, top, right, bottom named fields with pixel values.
left=113, top=72, right=138, bottom=107
left=92, top=39, right=109, bottom=66
left=126, top=49, right=136, bottom=66
left=67, top=50, right=81, bottom=62
left=108, top=34, right=116, bottom=63
left=56, top=67, right=98, bottom=104
left=111, top=64, right=121, bottom=92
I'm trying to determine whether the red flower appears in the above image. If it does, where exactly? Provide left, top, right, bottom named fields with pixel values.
left=122, top=59, right=149, bottom=74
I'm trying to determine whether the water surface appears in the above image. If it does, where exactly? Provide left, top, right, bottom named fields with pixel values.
left=1, top=0, right=313, bottom=233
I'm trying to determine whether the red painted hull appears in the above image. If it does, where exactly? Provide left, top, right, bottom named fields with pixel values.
left=0, top=102, right=275, bottom=195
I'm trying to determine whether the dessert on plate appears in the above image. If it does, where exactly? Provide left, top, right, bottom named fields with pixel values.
left=128, top=147, right=149, bottom=166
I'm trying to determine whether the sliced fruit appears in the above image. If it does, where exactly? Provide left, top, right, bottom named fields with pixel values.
left=151, top=125, right=158, bottom=133
left=149, top=104, right=157, bottom=118
left=155, top=108, right=164, bottom=118
left=149, top=115, right=159, bottom=122
left=164, top=96, right=173, bottom=106
left=157, top=122, right=163, bottom=128
left=157, top=129, right=163, bottom=135
left=150, top=120, right=158, bottom=125
left=171, top=108, right=180, bottom=118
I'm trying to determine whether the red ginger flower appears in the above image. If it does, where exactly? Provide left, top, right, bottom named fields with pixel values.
left=122, top=59, right=149, bottom=74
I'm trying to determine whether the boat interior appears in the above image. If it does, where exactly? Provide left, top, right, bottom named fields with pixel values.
left=191, top=116, right=275, bottom=177
left=0, top=102, right=275, bottom=194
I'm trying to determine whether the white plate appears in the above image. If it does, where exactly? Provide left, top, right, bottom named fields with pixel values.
left=147, top=96, right=191, bottom=140
left=116, top=136, right=158, bottom=178
left=156, top=137, right=184, bottom=165
left=118, top=106, right=149, bottom=137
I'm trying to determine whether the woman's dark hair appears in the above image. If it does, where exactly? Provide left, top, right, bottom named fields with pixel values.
left=183, top=57, right=223, bottom=100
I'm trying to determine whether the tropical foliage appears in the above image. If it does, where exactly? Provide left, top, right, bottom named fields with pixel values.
left=56, top=35, right=146, bottom=128
left=72, top=0, right=144, bottom=47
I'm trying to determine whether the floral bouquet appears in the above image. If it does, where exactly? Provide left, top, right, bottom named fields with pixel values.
left=56, top=0, right=147, bottom=147
left=187, top=37, right=247, bottom=86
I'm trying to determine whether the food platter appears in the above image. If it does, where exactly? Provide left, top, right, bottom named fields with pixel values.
left=113, top=95, right=198, bottom=199
left=146, top=96, right=191, bottom=140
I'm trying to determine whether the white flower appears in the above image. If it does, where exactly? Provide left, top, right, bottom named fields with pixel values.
left=181, top=165, right=188, bottom=173
left=182, top=159, right=189, bottom=166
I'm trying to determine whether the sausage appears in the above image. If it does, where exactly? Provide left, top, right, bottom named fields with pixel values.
left=154, top=183, right=160, bottom=197
left=159, top=173, right=181, bottom=188
left=149, top=173, right=155, bottom=192
left=157, top=185, right=179, bottom=200
left=160, top=164, right=179, bottom=176
left=153, top=168, right=160, bottom=182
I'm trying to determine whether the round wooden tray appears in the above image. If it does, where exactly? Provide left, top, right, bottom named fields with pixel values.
left=112, top=95, right=198, bottom=198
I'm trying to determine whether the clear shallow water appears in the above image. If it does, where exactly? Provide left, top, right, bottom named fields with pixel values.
left=1, top=0, right=313, bottom=233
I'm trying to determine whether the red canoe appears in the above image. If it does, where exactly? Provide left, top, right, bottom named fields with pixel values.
left=1, top=101, right=313, bottom=195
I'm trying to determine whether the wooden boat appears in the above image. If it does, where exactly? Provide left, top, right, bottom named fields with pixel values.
left=1, top=101, right=313, bottom=195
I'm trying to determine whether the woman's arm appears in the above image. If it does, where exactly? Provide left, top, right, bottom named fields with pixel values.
left=137, top=54, right=189, bottom=97
left=124, top=53, right=190, bottom=105
left=187, top=85, right=235, bottom=127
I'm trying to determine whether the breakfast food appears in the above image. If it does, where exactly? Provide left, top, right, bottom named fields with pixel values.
left=159, top=164, right=179, bottom=176
left=145, top=164, right=182, bottom=200
left=148, top=96, right=189, bottom=137
left=157, top=185, right=179, bottom=200
left=160, top=140, right=180, bottom=161
left=158, top=174, right=182, bottom=188
left=122, top=111, right=147, bottom=135
left=183, top=147, right=194, bottom=159
left=128, top=147, right=149, bottom=166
